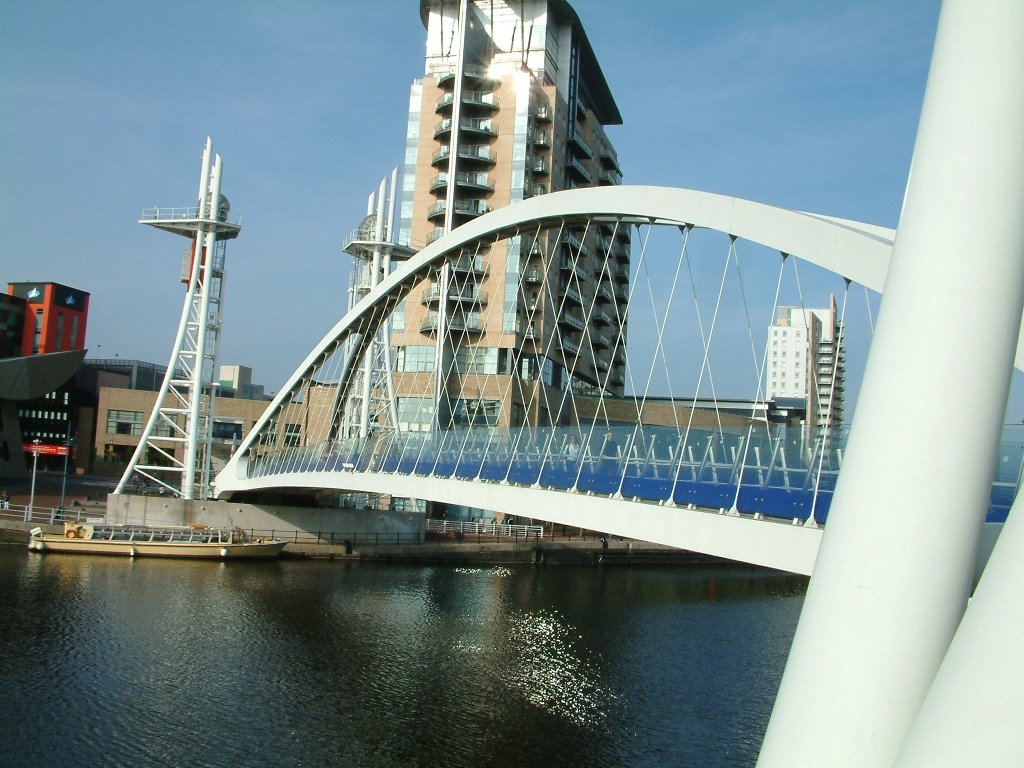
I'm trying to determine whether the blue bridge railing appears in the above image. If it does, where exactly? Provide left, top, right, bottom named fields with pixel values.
left=246, top=424, right=1023, bottom=526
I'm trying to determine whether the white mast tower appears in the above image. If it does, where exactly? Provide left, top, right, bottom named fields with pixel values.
left=338, top=168, right=414, bottom=439
left=115, top=137, right=241, bottom=500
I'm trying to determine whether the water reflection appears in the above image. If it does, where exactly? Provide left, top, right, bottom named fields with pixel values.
left=1, top=547, right=805, bottom=768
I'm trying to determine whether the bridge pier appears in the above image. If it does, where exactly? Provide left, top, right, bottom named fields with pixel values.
left=758, top=1, right=1024, bottom=766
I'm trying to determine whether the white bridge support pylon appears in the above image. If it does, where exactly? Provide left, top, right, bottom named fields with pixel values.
left=117, top=138, right=241, bottom=500
left=758, top=1, right=1024, bottom=766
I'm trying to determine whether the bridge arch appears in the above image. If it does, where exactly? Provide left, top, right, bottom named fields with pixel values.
left=218, top=185, right=896, bottom=489
left=212, top=185, right=1024, bottom=574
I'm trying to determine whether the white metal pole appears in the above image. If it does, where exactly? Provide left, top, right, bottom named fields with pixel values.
left=60, top=432, right=71, bottom=514
left=28, top=440, right=40, bottom=520
left=183, top=153, right=223, bottom=499
left=758, top=2, right=1024, bottom=766
left=895, top=492, right=1024, bottom=766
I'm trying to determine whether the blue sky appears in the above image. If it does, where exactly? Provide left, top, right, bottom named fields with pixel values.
left=3, top=1, right=968, bottom=411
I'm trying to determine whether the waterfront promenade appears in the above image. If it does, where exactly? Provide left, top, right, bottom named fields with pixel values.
left=1, top=472, right=718, bottom=566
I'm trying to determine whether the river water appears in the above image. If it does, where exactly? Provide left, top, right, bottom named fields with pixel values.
left=0, top=546, right=806, bottom=767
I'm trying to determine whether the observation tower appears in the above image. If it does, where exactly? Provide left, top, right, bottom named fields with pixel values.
left=115, top=138, right=241, bottom=500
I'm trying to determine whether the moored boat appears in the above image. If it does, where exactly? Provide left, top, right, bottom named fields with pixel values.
left=28, top=522, right=286, bottom=560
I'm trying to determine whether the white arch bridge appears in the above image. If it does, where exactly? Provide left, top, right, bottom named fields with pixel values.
left=215, top=185, right=1022, bottom=576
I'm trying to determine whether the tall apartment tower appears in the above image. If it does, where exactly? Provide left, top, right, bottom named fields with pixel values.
left=766, top=295, right=846, bottom=429
left=393, top=0, right=628, bottom=432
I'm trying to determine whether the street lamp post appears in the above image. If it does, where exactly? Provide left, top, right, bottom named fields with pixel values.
left=27, top=439, right=41, bottom=522
left=59, top=434, right=75, bottom=519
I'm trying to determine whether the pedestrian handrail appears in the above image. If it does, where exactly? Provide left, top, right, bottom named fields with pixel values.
left=426, top=519, right=544, bottom=539
left=0, top=503, right=95, bottom=526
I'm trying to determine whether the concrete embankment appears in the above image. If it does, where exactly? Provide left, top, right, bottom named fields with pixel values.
left=284, top=536, right=721, bottom=565
left=0, top=519, right=721, bottom=566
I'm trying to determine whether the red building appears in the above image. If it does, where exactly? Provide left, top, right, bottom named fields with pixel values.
left=1, top=282, right=90, bottom=478
left=6, top=282, right=89, bottom=356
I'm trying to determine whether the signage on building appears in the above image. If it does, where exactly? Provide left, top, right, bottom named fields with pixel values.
left=22, top=443, right=69, bottom=456
left=8, top=283, right=89, bottom=309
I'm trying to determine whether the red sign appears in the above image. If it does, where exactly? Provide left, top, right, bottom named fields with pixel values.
left=22, top=443, right=69, bottom=456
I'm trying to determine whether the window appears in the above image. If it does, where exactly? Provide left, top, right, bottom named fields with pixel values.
left=32, top=309, right=43, bottom=353
left=212, top=420, right=243, bottom=441
left=396, top=345, right=435, bottom=372
left=397, top=397, right=434, bottom=432
left=454, top=346, right=502, bottom=375
left=107, top=409, right=144, bottom=436
left=452, top=398, right=500, bottom=427
left=283, top=423, right=302, bottom=447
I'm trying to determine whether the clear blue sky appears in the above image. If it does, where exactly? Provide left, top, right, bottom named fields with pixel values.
left=10, top=1, right=999, bottom=415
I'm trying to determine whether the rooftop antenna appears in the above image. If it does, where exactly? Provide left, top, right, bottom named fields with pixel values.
left=115, top=137, right=241, bottom=500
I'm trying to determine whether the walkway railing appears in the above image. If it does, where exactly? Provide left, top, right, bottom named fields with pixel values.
left=426, top=519, right=544, bottom=539
left=0, top=504, right=102, bottom=526
left=247, top=423, right=1024, bottom=526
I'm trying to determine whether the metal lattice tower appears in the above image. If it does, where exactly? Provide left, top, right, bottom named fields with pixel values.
left=338, top=168, right=415, bottom=441
left=115, top=137, right=241, bottom=500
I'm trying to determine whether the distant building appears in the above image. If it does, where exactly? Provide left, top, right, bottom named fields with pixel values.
left=91, top=362, right=270, bottom=480
left=766, top=295, right=845, bottom=429
left=0, top=293, right=27, bottom=358
left=1, top=282, right=91, bottom=476
left=6, top=282, right=89, bottom=356
left=219, top=364, right=266, bottom=401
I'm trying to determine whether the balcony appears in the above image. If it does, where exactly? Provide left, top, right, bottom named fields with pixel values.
left=450, top=254, right=488, bottom=276
left=566, top=157, right=593, bottom=183
left=527, top=158, right=549, bottom=176
left=598, top=168, right=622, bottom=186
left=433, top=117, right=497, bottom=139
left=435, top=91, right=500, bottom=112
left=560, top=285, right=584, bottom=306
left=558, top=311, right=585, bottom=332
left=534, top=105, right=552, bottom=123
left=420, top=311, right=483, bottom=335
left=562, top=231, right=591, bottom=258
left=599, top=142, right=621, bottom=171
left=530, top=129, right=550, bottom=148
left=426, top=199, right=492, bottom=221
left=516, top=318, right=537, bottom=340
left=592, top=332, right=611, bottom=350
left=562, top=338, right=580, bottom=358
left=429, top=172, right=495, bottom=193
left=567, top=131, right=593, bottom=158
left=559, top=255, right=589, bottom=283
left=596, top=283, right=614, bottom=304
left=592, top=308, right=612, bottom=326
left=431, top=145, right=497, bottom=167
left=523, top=267, right=544, bottom=284
left=435, top=66, right=498, bottom=87
left=421, top=284, right=488, bottom=306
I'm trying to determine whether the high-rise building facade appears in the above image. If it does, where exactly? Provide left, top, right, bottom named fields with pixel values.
left=766, top=295, right=845, bottom=429
left=393, top=0, right=628, bottom=431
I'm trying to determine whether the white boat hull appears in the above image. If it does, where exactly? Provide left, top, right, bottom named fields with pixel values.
left=28, top=524, right=286, bottom=560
